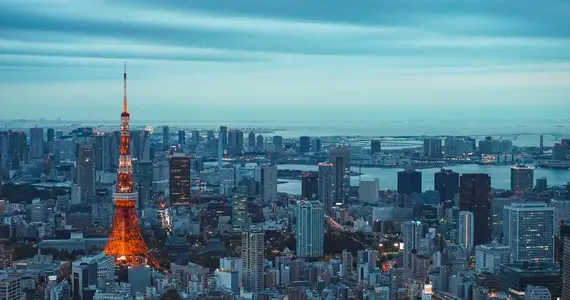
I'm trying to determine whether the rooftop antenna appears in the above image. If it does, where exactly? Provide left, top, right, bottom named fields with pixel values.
left=123, top=61, right=127, bottom=113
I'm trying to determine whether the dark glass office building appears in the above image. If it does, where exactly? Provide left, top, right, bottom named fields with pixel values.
left=434, top=168, right=459, bottom=204
left=500, top=262, right=561, bottom=300
left=397, top=169, right=422, bottom=195
left=460, top=173, right=491, bottom=246
left=301, top=172, right=318, bottom=200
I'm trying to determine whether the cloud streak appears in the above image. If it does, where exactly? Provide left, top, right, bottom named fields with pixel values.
left=0, top=0, right=569, bottom=118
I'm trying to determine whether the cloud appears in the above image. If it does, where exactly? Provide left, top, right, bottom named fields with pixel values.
left=0, top=0, right=569, bottom=118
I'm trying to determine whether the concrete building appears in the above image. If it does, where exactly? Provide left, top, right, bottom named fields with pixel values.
left=296, top=200, right=324, bottom=259
left=318, top=163, right=335, bottom=213
left=242, top=225, right=264, bottom=298
left=256, top=165, right=277, bottom=205
left=370, top=140, right=381, bottom=154
left=504, top=202, right=555, bottom=263
left=423, top=137, right=442, bottom=158
left=0, top=271, right=23, bottom=300
left=403, top=221, right=423, bottom=278
left=28, top=198, right=47, bottom=223
left=562, top=239, right=570, bottom=300
left=475, top=242, right=510, bottom=274
left=30, top=127, right=44, bottom=159
left=524, top=285, right=551, bottom=300
left=329, top=147, right=350, bottom=206
left=458, top=211, right=474, bottom=251
left=359, top=179, right=379, bottom=203
left=299, top=136, right=311, bottom=154
left=77, top=143, right=95, bottom=203
left=169, top=153, right=191, bottom=206
left=511, top=165, right=534, bottom=196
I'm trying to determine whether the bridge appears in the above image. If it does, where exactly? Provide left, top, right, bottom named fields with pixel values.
left=327, top=132, right=567, bottom=141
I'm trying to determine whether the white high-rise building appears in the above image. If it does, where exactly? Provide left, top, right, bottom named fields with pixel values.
left=475, top=243, right=510, bottom=274
left=255, top=165, right=277, bottom=205
left=524, top=285, right=551, bottom=300
left=359, top=179, right=379, bottom=203
left=219, top=257, right=242, bottom=285
left=504, top=202, right=555, bottom=263
left=296, top=200, right=324, bottom=258
left=242, top=225, right=264, bottom=298
left=458, top=211, right=474, bottom=250
left=403, top=221, right=423, bottom=278
left=318, top=163, right=335, bottom=212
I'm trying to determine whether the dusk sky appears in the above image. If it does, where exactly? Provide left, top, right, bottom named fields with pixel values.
left=1, top=0, right=570, bottom=120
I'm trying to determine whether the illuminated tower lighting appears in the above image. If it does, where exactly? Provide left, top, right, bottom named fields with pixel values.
left=104, top=63, right=160, bottom=269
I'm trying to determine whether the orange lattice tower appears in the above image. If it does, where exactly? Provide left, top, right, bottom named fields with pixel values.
left=104, top=63, right=160, bottom=269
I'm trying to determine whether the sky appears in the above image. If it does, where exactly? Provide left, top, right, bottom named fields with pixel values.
left=1, top=0, right=570, bottom=121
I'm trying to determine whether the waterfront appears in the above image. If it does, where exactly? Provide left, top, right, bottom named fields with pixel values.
left=277, top=163, right=570, bottom=195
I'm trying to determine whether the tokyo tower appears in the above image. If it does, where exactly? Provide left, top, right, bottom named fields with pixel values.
left=104, top=63, right=160, bottom=269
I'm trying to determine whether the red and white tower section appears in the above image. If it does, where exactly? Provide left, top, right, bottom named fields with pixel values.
left=104, top=63, right=160, bottom=269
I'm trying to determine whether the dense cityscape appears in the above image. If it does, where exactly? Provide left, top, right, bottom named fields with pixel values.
left=0, top=65, right=569, bottom=300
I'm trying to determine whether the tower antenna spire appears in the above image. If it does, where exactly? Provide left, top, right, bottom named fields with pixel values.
left=123, top=61, right=127, bottom=113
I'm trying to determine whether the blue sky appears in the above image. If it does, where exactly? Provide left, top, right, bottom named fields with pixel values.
left=1, top=0, right=570, bottom=120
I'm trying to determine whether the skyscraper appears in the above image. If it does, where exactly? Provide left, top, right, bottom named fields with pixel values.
left=403, top=221, right=423, bottom=277
left=169, top=153, right=191, bottom=206
left=232, top=196, right=249, bottom=232
left=134, top=160, right=153, bottom=208
left=434, top=168, right=459, bottom=204
left=504, top=202, right=555, bottom=263
left=299, top=136, right=311, bottom=154
left=272, top=136, right=283, bottom=148
left=94, top=134, right=113, bottom=171
left=423, top=137, right=442, bottom=158
left=397, top=168, right=422, bottom=195
left=329, top=147, right=350, bottom=206
left=301, top=172, right=318, bottom=200
left=256, top=165, right=277, bottom=205
left=242, top=225, right=264, bottom=297
left=162, top=126, right=169, bottom=151
left=30, top=127, right=44, bottom=159
left=178, top=130, right=185, bottom=145
left=536, top=177, right=548, bottom=192
left=296, top=200, right=324, bottom=258
left=191, top=130, right=200, bottom=145
left=458, top=211, right=474, bottom=250
left=77, top=143, right=95, bottom=203
left=130, top=130, right=150, bottom=160
left=359, top=179, right=379, bottom=203
left=220, top=126, right=228, bottom=149
left=248, top=131, right=256, bottom=148
left=563, top=238, right=570, bottom=300
left=460, top=173, right=491, bottom=246
left=46, top=128, right=55, bottom=143
left=256, top=134, right=264, bottom=151
left=370, top=140, right=381, bottom=154
left=311, top=138, right=322, bottom=153
left=318, top=163, right=335, bottom=212
left=227, top=130, right=244, bottom=155
left=511, top=165, right=534, bottom=196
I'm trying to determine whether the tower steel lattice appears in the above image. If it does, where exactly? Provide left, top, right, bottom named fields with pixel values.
left=104, top=63, right=160, bottom=269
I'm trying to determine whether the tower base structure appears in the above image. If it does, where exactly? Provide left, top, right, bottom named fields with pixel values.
left=104, top=192, right=160, bottom=269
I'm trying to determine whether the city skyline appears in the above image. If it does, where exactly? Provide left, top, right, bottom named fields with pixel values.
left=1, top=0, right=570, bottom=119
